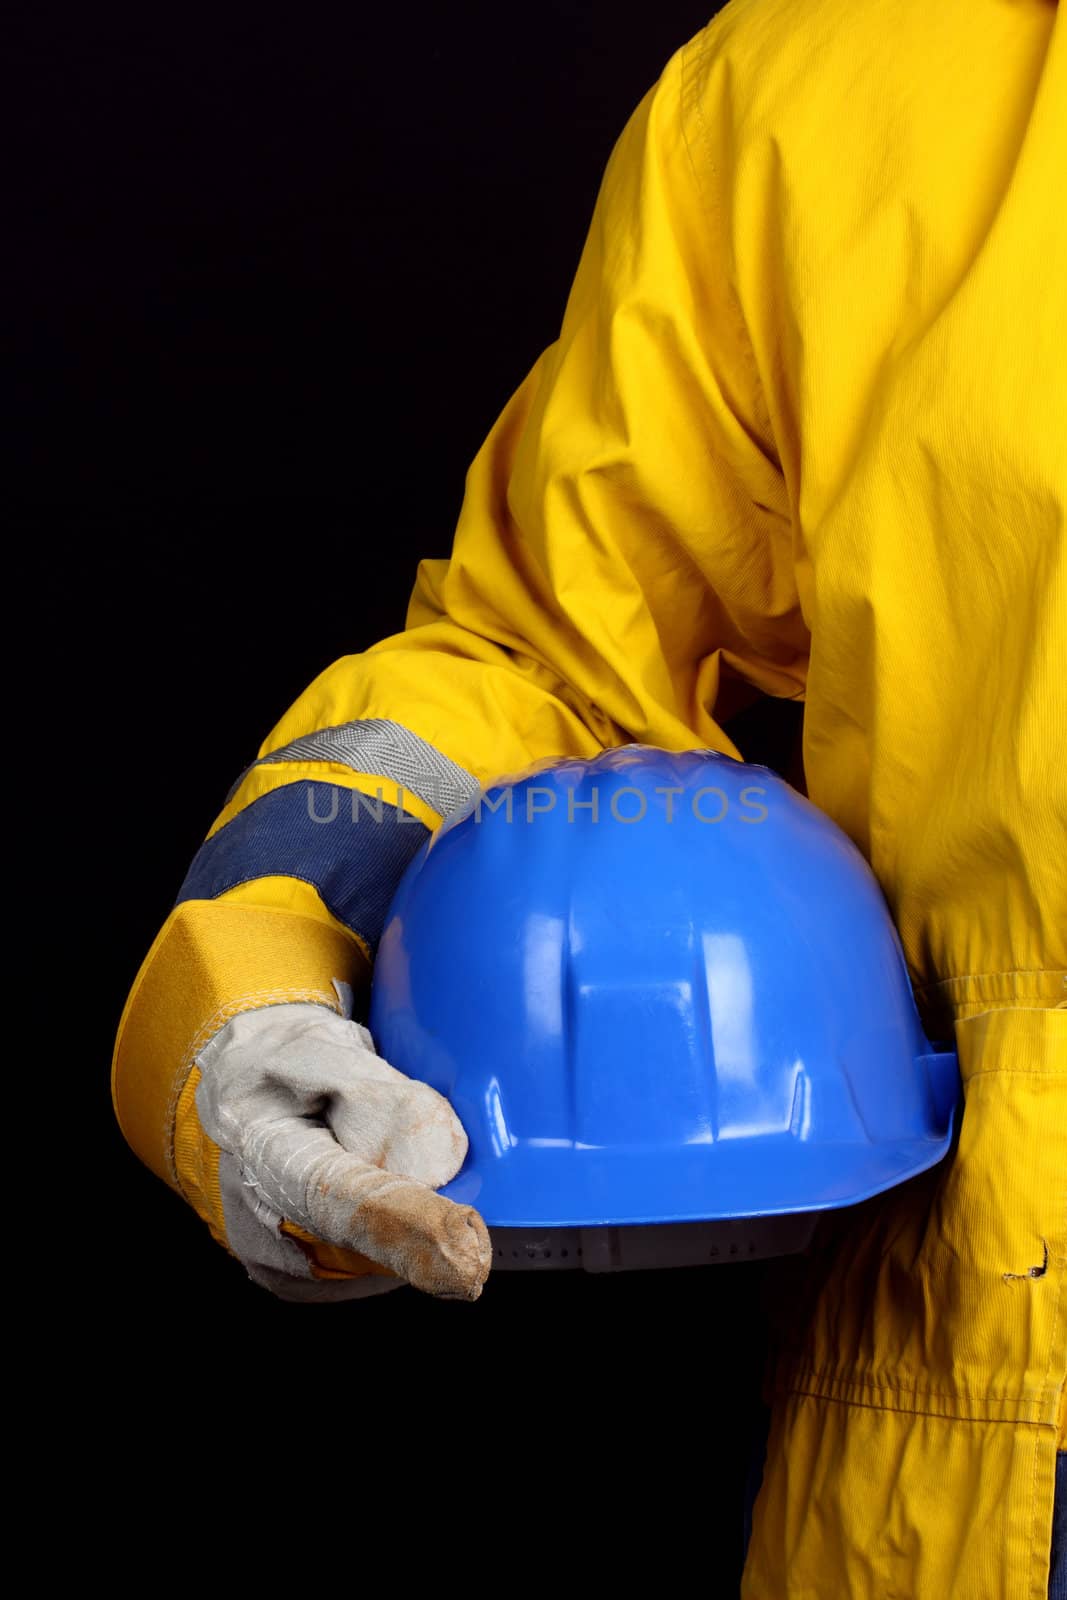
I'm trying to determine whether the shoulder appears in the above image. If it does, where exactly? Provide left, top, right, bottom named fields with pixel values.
left=677, top=0, right=943, bottom=147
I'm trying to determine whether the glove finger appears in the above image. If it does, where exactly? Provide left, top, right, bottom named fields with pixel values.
left=218, top=1150, right=406, bottom=1301
left=245, top=1119, right=492, bottom=1299
left=304, top=1155, right=492, bottom=1301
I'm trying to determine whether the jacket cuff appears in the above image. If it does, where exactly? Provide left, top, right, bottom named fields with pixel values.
left=111, top=897, right=369, bottom=1191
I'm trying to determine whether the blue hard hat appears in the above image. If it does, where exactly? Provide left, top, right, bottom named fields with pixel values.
left=369, top=746, right=959, bottom=1259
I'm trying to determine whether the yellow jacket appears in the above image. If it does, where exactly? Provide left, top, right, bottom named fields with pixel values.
left=114, top=0, right=1065, bottom=1591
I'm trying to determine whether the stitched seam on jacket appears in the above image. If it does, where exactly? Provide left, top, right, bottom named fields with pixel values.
left=781, top=1368, right=1062, bottom=1416
left=786, top=1365, right=1064, bottom=1401
left=193, top=868, right=386, bottom=952
left=917, top=967, right=1067, bottom=988
left=780, top=1376, right=1062, bottom=1427
left=778, top=1384, right=1056, bottom=1428
left=964, top=1065, right=1067, bottom=1079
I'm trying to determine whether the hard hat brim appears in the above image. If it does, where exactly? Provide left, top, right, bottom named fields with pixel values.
left=436, top=1105, right=959, bottom=1229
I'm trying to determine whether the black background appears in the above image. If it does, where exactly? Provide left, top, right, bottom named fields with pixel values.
left=19, top=1, right=802, bottom=1544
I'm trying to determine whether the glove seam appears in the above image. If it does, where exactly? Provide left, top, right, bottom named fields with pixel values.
left=166, top=986, right=342, bottom=1189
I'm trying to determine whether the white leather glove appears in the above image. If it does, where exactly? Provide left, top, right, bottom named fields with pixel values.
left=194, top=1000, right=492, bottom=1303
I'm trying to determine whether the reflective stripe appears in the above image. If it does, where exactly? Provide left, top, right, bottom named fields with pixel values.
left=176, top=780, right=430, bottom=951
left=227, top=718, right=480, bottom=817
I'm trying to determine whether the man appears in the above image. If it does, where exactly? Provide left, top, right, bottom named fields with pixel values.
left=113, top=0, right=1065, bottom=1593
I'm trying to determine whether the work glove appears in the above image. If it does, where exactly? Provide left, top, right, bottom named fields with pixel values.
left=194, top=997, right=492, bottom=1303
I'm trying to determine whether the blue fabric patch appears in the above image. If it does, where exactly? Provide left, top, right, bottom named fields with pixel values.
left=176, top=780, right=430, bottom=950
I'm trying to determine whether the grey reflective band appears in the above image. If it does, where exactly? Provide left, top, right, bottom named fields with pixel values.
left=226, top=717, right=481, bottom=818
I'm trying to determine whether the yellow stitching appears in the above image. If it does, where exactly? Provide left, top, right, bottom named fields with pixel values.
left=915, top=968, right=1066, bottom=992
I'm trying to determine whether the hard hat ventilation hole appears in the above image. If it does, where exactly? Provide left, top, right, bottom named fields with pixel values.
left=487, top=1215, right=819, bottom=1271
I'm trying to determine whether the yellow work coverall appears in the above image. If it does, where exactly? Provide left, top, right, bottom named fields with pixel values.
left=113, top=0, right=1065, bottom=1592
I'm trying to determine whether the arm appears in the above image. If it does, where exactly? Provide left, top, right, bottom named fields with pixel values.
left=112, top=16, right=806, bottom=1290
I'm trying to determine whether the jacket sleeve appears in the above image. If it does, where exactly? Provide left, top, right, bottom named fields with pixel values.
left=112, top=18, right=807, bottom=1261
